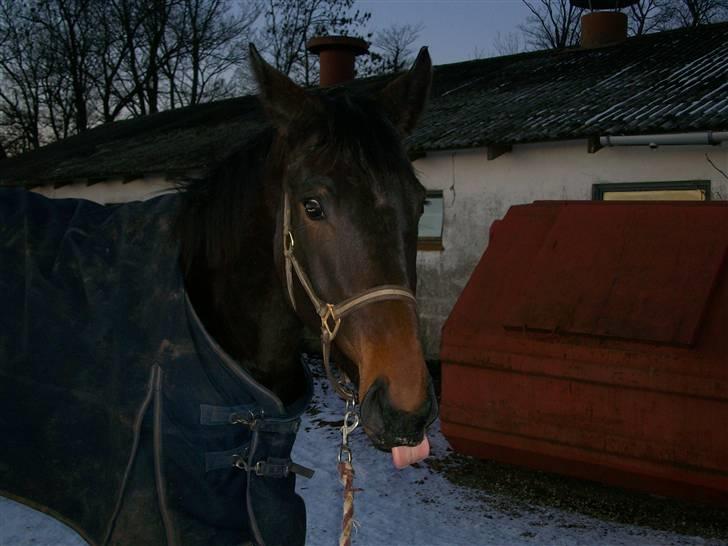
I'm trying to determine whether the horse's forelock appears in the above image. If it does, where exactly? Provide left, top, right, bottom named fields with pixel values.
left=292, top=91, right=414, bottom=188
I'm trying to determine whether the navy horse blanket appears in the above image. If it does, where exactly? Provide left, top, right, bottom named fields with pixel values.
left=0, top=188, right=311, bottom=546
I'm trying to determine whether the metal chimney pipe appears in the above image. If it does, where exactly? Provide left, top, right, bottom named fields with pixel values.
left=306, top=36, right=369, bottom=87
left=580, top=11, right=628, bottom=48
left=570, top=0, right=637, bottom=48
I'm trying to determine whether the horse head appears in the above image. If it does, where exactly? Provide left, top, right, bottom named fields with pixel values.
left=250, top=45, right=438, bottom=468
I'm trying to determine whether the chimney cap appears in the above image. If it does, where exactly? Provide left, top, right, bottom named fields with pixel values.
left=306, top=35, right=369, bottom=56
left=571, top=0, right=637, bottom=8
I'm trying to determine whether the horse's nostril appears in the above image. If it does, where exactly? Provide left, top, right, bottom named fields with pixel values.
left=358, top=376, right=438, bottom=449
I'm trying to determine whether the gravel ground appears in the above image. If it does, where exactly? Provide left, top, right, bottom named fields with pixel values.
left=429, top=452, right=728, bottom=541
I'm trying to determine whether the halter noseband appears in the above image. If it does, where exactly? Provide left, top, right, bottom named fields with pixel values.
left=282, top=193, right=417, bottom=402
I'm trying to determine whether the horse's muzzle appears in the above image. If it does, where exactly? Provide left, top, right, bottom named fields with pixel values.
left=358, top=376, right=438, bottom=451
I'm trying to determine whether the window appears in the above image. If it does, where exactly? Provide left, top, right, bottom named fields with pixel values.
left=592, top=181, right=710, bottom=201
left=418, top=191, right=444, bottom=251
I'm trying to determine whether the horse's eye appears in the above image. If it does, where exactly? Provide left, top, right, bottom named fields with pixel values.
left=303, top=199, right=325, bottom=220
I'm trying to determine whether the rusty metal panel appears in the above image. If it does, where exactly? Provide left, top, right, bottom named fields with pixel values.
left=441, top=201, right=728, bottom=504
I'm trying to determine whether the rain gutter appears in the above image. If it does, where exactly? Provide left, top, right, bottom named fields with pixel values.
left=600, top=131, right=728, bottom=148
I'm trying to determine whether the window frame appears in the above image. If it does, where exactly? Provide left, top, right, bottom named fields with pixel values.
left=418, top=190, right=444, bottom=251
left=592, top=180, right=711, bottom=201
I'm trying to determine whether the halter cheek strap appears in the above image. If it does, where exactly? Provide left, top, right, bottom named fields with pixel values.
left=282, top=192, right=417, bottom=402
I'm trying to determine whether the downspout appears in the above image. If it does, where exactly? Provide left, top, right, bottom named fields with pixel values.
left=600, top=131, right=728, bottom=148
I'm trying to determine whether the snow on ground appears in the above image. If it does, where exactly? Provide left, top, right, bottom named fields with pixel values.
left=2, top=365, right=726, bottom=546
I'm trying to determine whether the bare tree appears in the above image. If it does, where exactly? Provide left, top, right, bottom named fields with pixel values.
left=90, top=1, right=137, bottom=123
left=0, top=0, right=46, bottom=152
left=628, top=0, right=667, bottom=34
left=139, top=0, right=178, bottom=115
left=262, top=0, right=371, bottom=85
left=103, top=0, right=182, bottom=116
left=661, top=0, right=728, bottom=27
left=492, top=31, right=528, bottom=56
left=370, top=22, right=423, bottom=73
left=28, top=0, right=103, bottom=133
left=520, top=0, right=583, bottom=49
left=163, top=0, right=261, bottom=108
left=0, top=0, right=262, bottom=153
left=627, top=0, right=727, bottom=35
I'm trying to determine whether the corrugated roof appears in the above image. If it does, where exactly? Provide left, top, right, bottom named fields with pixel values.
left=0, top=96, right=265, bottom=186
left=410, top=21, right=728, bottom=151
left=1, top=22, right=727, bottom=186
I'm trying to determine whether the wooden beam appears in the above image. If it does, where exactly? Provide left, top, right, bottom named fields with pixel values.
left=86, top=177, right=108, bottom=187
left=53, top=179, right=76, bottom=189
left=487, top=143, right=512, bottom=161
left=588, top=135, right=603, bottom=154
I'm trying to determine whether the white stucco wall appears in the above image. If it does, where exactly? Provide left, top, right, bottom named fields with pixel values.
left=32, top=176, right=175, bottom=204
left=413, top=139, right=728, bottom=358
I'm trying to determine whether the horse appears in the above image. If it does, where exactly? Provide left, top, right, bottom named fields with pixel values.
left=0, top=44, right=438, bottom=546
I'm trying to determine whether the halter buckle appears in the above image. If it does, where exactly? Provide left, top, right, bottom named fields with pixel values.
left=284, top=231, right=295, bottom=255
left=321, top=303, right=342, bottom=339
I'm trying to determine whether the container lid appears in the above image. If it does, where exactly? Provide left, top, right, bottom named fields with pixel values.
left=502, top=202, right=728, bottom=346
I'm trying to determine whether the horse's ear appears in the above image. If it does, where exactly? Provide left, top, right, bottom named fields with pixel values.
left=378, top=47, right=432, bottom=136
left=249, top=43, right=312, bottom=128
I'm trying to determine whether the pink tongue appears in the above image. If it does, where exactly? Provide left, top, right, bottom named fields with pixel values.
left=391, top=436, right=430, bottom=469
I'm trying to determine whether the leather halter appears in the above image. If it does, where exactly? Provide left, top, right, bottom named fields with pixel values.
left=282, top=192, right=417, bottom=402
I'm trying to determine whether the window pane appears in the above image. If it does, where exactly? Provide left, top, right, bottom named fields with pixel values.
left=593, top=181, right=710, bottom=201
left=419, top=193, right=443, bottom=238
left=603, top=189, right=706, bottom=201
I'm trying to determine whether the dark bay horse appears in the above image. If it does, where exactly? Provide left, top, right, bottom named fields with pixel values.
left=0, top=45, right=437, bottom=546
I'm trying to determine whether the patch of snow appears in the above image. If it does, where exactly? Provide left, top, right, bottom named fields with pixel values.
left=0, top=497, right=86, bottom=546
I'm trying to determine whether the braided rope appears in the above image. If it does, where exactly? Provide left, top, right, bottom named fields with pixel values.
left=338, top=461, right=356, bottom=546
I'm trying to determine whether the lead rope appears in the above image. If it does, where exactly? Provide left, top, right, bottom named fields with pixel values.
left=324, top=321, right=359, bottom=546
left=338, top=400, right=359, bottom=546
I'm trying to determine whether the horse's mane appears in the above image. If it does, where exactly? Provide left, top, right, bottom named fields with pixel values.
left=175, top=127, right=275, bottom=272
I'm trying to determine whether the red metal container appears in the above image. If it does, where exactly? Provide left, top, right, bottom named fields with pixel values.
left=440, top=201, right=728, bottom=504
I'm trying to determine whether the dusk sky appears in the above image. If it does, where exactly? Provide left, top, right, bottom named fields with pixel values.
left=361, top=0, right=532, bottom=65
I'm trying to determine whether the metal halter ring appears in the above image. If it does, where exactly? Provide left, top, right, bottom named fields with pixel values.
left=321, top=304, right=342, bottom=339
left=284, top=231, right=295, bottom=254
